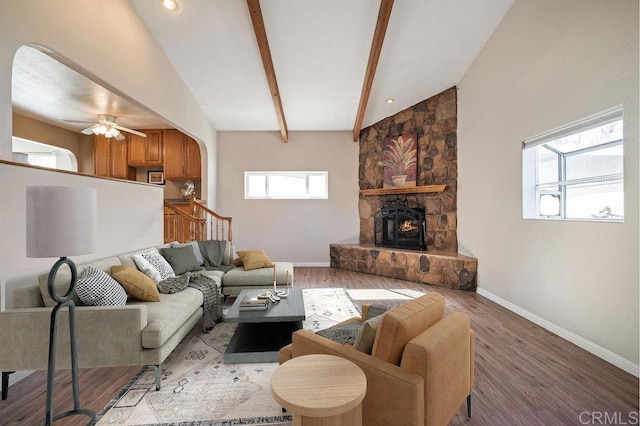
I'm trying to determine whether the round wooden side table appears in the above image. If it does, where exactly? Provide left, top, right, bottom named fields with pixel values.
left=271, top=354, right=367, bottom=426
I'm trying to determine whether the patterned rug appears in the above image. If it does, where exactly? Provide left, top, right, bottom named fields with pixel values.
left=97, top=288, right=360, bottom=425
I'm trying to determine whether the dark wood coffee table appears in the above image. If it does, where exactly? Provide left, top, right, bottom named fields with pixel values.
left=224, top=288, right=305, bottom=363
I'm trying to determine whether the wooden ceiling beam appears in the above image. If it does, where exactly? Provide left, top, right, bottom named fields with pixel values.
left=352, top=0, right=394, bottom=142
left=247, top=0, right=288, bottom=142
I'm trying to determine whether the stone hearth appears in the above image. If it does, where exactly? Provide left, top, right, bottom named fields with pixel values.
left=330, top=244, right=477, bottom=291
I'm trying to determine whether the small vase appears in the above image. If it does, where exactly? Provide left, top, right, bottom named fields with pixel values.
left=391, top=175, right=407, bottom=187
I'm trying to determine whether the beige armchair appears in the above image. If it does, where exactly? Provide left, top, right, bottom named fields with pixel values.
left=279, top=293, right=474, bottom=426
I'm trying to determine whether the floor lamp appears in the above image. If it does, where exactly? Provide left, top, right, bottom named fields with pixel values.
left=26, top=186, right=98, bottom=425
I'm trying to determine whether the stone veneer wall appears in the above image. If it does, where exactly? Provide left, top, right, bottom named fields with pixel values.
left=359, top=87, right=458, bottom=252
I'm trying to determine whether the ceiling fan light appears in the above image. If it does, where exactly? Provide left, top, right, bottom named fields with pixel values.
left=93, top=125, right=107, bottom=135
left=111, top=128, right=121, bottom=137
left=162, top=0, right=177, bottom=11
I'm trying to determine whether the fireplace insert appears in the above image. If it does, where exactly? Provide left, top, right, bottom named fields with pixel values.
left=375, top=206, right=426, bottom=251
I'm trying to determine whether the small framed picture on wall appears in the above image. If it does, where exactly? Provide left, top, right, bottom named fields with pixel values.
left=148, top=171, right=164, bottom=184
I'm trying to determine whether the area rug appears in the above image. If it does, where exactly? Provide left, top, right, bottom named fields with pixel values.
left=346, top=288, right=424, bottom=300
left=96, top=288, right=360, bottom=425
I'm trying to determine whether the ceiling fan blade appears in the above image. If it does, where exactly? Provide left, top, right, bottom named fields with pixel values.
left=81, top=124, right=99, bottom=135
left=64, top=119, right=98, bottom=124
left=114, top=132, right=126, bottom=141
left=113, top=125, right=147, bottom=138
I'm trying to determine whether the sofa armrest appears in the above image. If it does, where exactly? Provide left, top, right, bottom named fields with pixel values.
left=285, top=330, right=424, bottom=426
left=0, top=305, right=148, bottom=371
left=400, top=312, right=472, bottom=426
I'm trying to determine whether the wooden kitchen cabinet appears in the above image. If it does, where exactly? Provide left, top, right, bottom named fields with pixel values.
left=93, top=135, right=135, bottom=179
left=163, top=130, right=201, bottom=180
left=185, top=137, right=201, bottom=180
left=163, top=129, right=186, bottom=179
left=128, top=130, right=162, bottom=166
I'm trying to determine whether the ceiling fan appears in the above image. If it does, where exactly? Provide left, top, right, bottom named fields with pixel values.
left=65, top=114, right=147, bottom=140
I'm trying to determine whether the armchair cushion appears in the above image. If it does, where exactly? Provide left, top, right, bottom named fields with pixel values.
left=372, top=293, right=445, bottom=365
left=353, top=314, right=383, bottom=354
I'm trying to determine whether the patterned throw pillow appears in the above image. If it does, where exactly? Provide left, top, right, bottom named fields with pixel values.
left=75, top=266, right=127, bottom=306
left=133, top=250, right=175, bottom=284
left=316, top=322, right=362, bottom=345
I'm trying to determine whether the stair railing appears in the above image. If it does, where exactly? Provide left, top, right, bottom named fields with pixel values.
left=163, top=196, right=232, bottom=243
left=189, top=194, right=233, bottom=243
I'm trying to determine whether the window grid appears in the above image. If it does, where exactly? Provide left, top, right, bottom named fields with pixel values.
left=245, top=171, right=328, bottom=200
left=523, top=107, right=624, bottom=221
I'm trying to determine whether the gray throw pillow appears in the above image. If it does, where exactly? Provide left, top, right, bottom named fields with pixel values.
left=354, top=314, right=384, bottom=354
left=366, top=304, right=390, bottom=320
left=160, top=246, right=203, bottom=275
left=316, top=322, right=362, bottom=345
left=170, top=241, right=204, bottom=266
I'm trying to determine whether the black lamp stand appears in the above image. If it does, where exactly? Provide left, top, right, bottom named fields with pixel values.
left=44, top=257, right=95, bottom=425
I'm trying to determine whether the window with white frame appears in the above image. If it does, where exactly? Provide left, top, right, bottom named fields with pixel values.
left=522, top=107, right=624, bottom=221
left=245, top=171, right=328, bottom=199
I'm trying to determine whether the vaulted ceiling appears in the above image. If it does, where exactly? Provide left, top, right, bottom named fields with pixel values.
left=12, top=0, right=515, bottom=141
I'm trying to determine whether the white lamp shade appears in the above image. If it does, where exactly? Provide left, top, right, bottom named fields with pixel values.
left=26, top=186, right=97, bottom=258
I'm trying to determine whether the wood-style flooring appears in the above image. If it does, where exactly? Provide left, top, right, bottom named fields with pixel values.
left=0, top=267, right=637, bottom=425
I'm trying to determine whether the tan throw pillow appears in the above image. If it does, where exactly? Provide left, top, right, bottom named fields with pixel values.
left=236, top=250, right=274, bottom=271
left=354, top=314, right=384, bottom=354
left=111, top=265, right=160, bottom=302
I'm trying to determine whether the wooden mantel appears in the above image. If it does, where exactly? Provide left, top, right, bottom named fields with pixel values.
left=359, top=184, right=446, bottom=196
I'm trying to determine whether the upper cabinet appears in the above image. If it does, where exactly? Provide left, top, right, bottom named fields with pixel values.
left=163, top=130, right=201, bottom=180
left=93, top=135, right=135, bottom=179
left=93, top=128, right=200, bottom=182
left=185, top=137, right=201, bottom=180
left=128, top=130, right=163, bottom=166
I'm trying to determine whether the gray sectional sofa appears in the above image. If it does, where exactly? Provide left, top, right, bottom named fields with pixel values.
left=0, top=242, right=293, bottom=397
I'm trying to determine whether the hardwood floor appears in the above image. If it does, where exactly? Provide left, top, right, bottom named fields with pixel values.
left=0, top=267, right=637, bottom=425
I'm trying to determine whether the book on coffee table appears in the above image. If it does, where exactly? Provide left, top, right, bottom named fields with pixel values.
left=239, top=295, right=268, bottom=311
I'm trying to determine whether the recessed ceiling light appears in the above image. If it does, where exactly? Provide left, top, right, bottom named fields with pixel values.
left=162, top=0, right=177, bottom=11
left=386, top=98, right=394, bottom=104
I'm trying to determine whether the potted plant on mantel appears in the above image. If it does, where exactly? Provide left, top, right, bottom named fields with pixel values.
left=383, top=133, right=417, bottom=188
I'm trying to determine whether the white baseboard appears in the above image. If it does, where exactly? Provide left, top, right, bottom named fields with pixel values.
left=476, top=288, right=639, bottom=378
left=293, top=262, right=330, bottom=267
left=0, top=370, right=34, bottom=395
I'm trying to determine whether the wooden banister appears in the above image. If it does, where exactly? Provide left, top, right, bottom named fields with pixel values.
left=163, top=196, right=233, bottom=244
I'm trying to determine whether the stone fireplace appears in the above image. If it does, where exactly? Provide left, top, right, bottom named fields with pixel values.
left=330, top=86, right=478, bottom=291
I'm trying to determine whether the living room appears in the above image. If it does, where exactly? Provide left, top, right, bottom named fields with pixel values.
left=0, top=0, right=638, bottom=425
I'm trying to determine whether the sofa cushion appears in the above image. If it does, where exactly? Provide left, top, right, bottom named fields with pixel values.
left=117, top=245, right=170, bottom=269
left=111, top=265, right=160, bottom=302
left=131, top=288, right=204, bottom=349
left=75, top=266, right=128, bottom=306
left=222, top=262, right=293, bottom=287
left=372, top=293, right=445, bottom=365
left=38, top=256, right=122, bottom=307
left=160, top=246, right=203, bottom=275
left=236, top=250, right=274, bottom=270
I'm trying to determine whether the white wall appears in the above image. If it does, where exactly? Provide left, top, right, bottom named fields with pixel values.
left=458, top=0, right=639, bottom=373
left=0, top=0, right=217, bottom=207
left=217, top=131, right=359, bottom=264
left=0, top=162, right=164, bottom=311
